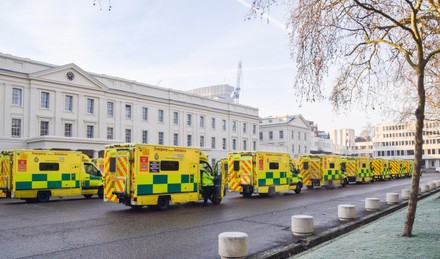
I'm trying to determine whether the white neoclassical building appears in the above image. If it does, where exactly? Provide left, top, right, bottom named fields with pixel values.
left=259, top=115, right=311, bottom=158
left=0, top=53, right=259, bottom=164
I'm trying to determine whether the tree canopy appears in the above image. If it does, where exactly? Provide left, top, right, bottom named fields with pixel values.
left=249, top=0, right=440, bottom=237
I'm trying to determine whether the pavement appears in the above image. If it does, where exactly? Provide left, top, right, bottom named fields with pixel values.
left=249, top=183, right=440, bottom=259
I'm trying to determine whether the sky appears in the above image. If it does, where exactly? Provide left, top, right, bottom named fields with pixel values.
left=0, top=0, right=386, bottom=134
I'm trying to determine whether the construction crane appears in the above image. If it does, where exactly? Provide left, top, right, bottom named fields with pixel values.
left=231, top=60, right=242, bottom=103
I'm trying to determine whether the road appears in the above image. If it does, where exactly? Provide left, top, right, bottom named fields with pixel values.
left=1, top=173, right=439, bottom=259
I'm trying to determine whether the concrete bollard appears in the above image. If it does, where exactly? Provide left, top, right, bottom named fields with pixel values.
left=338, top=205, right=356, bottom=221
left=421, top=184, right=430, bottom=193
left=218, top=232, right=248, bottom=259
left=365, top=198, right=381, bottom=211
left=401, top=189, right=411, bottom=199
left=386, top=193, right=400, bottom=204
left=436, top=180, right=440, bottom=188
left=291, top=215, right=314, bottom=236
left=429, top=181, right=437, bottom=189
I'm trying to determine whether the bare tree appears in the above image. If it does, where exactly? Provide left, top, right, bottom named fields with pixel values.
left=360, top=123, right=375, bottom=141
left=248, top=0, right=440, bottom=236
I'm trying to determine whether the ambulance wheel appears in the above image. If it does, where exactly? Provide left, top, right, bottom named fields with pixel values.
left=242, top=192, right=253, bottom=198
left=341, top=179, right=347, bottom=187
left=36, top=191, right=51, bottom=203
left=210, top=195, right=222, bottom=205
left=294, top=182, right=302, bottom=194
left=97, top=186, right=104, bottom=199
left=83, top=194, right=93, bottom=199
left=306, top=185, right=314, bottom=190
left=157, top=196, right=169, bottom=210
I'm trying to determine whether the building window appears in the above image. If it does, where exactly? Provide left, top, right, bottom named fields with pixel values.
left=243, top=123, right=247, bottom=133
left=269, top=131, right=273, bottom=140
left=142, top=130, right=148, bottom=143
left=142, top=107, right=148, bottom=121
left=232, top=139, right=237, bottom=150
left=211, top=118, right=216, bottom=130
left=222, top=120, right=227, bottom=131
left=298, top=132, right=300, bottom=140
left=253, top=124, right=256, bottom=134
left=304, top=132, right=307, bottom=140
left=125, top=104, right=132, bottom=119
left=12, top=88, right=22, bottom=106
left=64, top=123, right=72, bottom=137
left=158, top=109, right=164, bottom=122
left=279, top=130, right=284, bottom=139
left=259, top=132, right=263, bottom=140
left=200, top=116, right=205, bottom=128
left=187, top=114, right=192, bottom=126
left=41, top=92, right=49, bottom=108
left=125, top=129, right=132, bottom=142
left=11, top=118, right=21, bottom=137
left=223, top=138, right=227, bottom=150
left=211, top=137, right=216, bottom=149
left=158, top=132, right=164, bottom=145
left=107, top=102, right=114, bottom=117
left=187, top=134, right=192, bottom=146
left=65, top=95, right=73, bottom=112
left=253, top=141, right=256, bottom=150
left=173, top=112, right=179, bottom=124
left=232, top=121, right=237, bottom=132
left=87, top=98, right=94, bottom=114
left=87, top=125, right=94, bottom=138
left=243, top=140, right=247, bottom=150
left=40, top=121, right=49, bottom=136
left=173, top=133, right=179, bottom=146
left=107, top=127, right=114, bottom=140
left=200, top=136, right=204, bottom=147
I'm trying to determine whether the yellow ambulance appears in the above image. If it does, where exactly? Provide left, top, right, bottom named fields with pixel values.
left=320, top=155, right=347, bottom=188
left=390, top=160, right=404, bottom=178
left=340, top=157, right=356, bottom=184
left=355, top=157, right=373, bottom=183
left=227, top=151, right=302, bottom=197
left=371, top=158, right=391, bottom=180
left=103, top=144, right=225, bottom=210
left=0, top=150, right=103, bottom=202
left=296, top=155, right=321, bottom=190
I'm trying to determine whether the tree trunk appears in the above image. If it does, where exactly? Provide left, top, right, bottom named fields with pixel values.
left=401, top=66, right=425, bottom=237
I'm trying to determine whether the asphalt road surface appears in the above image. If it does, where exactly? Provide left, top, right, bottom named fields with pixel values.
left=1, top=173, right=439, bottom=259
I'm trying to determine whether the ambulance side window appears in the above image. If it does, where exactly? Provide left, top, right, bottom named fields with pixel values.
left=269, top=162, right=279, bottom=170
left=85, top=163, right=102, bottom=177
left=341, top=163, right=346, bottom=171
left=233, top=161, right=240, bottom=171
left=362, top=163, right=366, bottom=168
left=40, top=163, right=59, bottom=171
left=214, top=162, right=227, bottom=177
left=109, top=158, right=116, bottom=173
left=160, top=161, right=179, bottom=171
left=303, top=162, right=309, bottom=170
left=329, top=163, right=335, bottom=169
